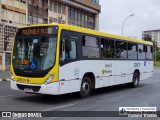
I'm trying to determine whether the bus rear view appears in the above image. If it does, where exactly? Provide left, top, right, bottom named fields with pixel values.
left=10, top=25, right=60, bottom=95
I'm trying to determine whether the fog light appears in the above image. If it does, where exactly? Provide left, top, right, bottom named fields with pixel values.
left=45, top=74, right=55, bottom=85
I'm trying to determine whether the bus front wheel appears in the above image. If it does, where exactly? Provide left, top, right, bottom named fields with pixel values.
left=80, top=77, right=91, bottom=98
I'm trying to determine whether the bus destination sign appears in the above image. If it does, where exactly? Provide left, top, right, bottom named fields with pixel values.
left=19, top=27, right=58, bottom=35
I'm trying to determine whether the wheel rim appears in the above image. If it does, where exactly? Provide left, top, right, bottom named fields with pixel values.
left=134, top=76, right=138, bottom=85
left=82, top=82, right=89, bottom=94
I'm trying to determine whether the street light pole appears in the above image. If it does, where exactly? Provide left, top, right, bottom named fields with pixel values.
left=122, top=14, right=134, bottom=36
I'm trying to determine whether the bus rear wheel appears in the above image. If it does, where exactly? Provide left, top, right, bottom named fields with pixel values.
left=127, top=72, right=139, bottom=88
left=80, top=77, right=91, bottom=98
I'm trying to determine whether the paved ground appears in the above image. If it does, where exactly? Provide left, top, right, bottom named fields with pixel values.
left=0, top=68, right=160, bottom=120
left=0, top=71, right=10, bottom=81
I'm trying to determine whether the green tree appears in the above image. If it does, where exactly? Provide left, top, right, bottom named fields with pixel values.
left=156, top=51, right=160, bottom=61
left=143, top=34, right=159, bottom=51
left=153, top=40, right=159, bottom=52
left=143, top=34, right=152, bottom=41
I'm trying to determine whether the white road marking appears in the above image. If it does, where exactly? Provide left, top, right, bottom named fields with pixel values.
left=0, top=95, right=15, bottom=98
left=43, top=103, right=76, bottom=111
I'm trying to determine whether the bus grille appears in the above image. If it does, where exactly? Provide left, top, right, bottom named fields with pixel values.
left=16, top=84, right=41, bottom=92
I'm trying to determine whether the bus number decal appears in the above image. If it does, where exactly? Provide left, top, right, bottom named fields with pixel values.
left=134, top=63, right=140, bottom=67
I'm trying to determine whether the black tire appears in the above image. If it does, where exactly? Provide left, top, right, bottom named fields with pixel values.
left=80, top=77, right=91, bottom=98
left=127, top=72, right=139, bottom=88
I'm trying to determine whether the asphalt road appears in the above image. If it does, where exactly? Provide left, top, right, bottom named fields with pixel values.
left=0, top=68, right=160, bottom=120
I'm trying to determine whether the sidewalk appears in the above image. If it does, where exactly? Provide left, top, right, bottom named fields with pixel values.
left=0, top=71, right=10, bottom=81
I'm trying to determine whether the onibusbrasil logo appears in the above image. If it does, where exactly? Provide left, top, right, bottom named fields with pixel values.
left=119, top=107, right=127, bottom=115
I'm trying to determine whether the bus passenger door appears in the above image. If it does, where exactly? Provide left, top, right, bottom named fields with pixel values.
left=59, top=34, right=81, bottom=94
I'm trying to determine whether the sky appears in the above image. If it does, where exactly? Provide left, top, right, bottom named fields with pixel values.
left=99, top=0, right=160, bottom=39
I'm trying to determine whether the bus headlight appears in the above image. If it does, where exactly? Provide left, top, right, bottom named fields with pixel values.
left=45, top=74, right=55, bottom=85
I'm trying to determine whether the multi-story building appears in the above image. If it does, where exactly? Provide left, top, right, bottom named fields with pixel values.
left=0, top=0, right=101, bottom=70
left=142, top=30, right=160, bottom=48
left=0, top=0, right=27, bottom=71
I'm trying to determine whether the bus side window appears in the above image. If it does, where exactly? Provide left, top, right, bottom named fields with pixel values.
left=138, top=44, right=145, bottom=59
left=128, top=43, right=137, bottom=59
left=146, top=46, right=153, bottom=60
left=82, top=36, right=100, bottom=58
left=116, top=41, right=127, bottom=59
left=101, top=38, right=115, bottom=58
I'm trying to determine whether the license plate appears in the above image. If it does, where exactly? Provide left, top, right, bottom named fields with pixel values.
left=24, top=88, right=33, bottom=93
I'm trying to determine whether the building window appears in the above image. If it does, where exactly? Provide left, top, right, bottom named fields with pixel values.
left=81, top=14, right=85, bottom=27
left=39, top=0, right=43, bottom=8
left=33, top=13, right=38, bottom=24
left=62, top=20, right=66, bottom=24
left=28, top=0, right=33, bottom=5
left=53, top=2, right=57, bottom=12
left=84, top=15, right=88, bottom=27
left=82, top=36, right=100, bottom=58
left=49, top=1, right=52, bottom=11
left=53, top=18, right=57, bottom=23
left=68, top=6, right=95, bottom=29
left=28, top=0, right=48, bottom=24
left=5, top=53, right=11, bottom=65
left=49, top=17, right=53, bottom=23
left=0, top=56, right=2, bottom=65
left=43, top=19, right=47, bottom=24
left=58, top=3, right=61, bottom=14
left=28, top=12, right=33, bottom=24
left=88, top=16, right=94, bottom=29
left=90, top=0, right=99, bottom=4
left=62, top=5, right=65, bottom=15
left=58, top=19, right=61, bottom=24
left=77, top=12, right=81, bottom=26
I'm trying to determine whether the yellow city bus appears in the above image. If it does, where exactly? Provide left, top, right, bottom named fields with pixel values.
left=10, top=24, right=153, bottom=98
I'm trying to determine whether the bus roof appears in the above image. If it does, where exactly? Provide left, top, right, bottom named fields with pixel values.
left=20, top=24, right=153, bottom=46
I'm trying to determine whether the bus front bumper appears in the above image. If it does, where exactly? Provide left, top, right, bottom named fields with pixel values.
left=10, top=80, right=60, bottom=95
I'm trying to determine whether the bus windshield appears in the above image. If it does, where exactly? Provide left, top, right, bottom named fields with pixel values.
left=12, top=26, right=58, bottom=72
